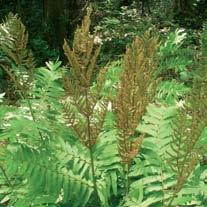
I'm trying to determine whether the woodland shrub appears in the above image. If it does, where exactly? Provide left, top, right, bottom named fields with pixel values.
left=0, top=8, right=207, bottom=207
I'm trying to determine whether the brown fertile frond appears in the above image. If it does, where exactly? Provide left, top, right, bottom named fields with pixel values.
left=63, top=7, right=108, bottom=149
left=63, top=7, right=101, bottom=88
left=113, top=34, right=158, bottom=164
left=0, top=13, right=35, bottom=97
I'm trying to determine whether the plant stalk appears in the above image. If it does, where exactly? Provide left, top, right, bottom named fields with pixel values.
left=124, top=163, right=130, bottom=195
left=85, top=88, right=99, bottom=204
left=89, top=146, right=99, bottom=200
left=0, top=166, right=12, bottom=187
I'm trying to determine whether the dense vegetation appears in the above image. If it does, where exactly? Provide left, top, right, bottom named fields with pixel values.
left=0, top=0, right=207, bottom=206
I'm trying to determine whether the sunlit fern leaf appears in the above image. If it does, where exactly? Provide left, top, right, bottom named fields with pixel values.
left=156, top=80, right=190, bottom=105
left=0, top=99, right=59, bottom=146
left=138, top=103, right=177, bottom=158
left=33, top=60, right=64, bottom=105
left=0, top=93, right=5, bottom=103
left=157, top=28, right=192, bottom=80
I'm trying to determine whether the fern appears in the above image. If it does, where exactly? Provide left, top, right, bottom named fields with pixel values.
left=94, top=112, right=122, bottom=205
left=33, top=60, right=64, bottom=103
left=138, top=103, right=177, bottom=158
left=123, top=103, right=207, bottom=206
left=112, top=32, right=159, bottom=196
left=62, top=7, right=110, bottom=204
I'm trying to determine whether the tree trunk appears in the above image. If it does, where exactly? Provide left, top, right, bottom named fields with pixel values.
left=43, top=0, right=66, bottom=48
left=173, top=0, right=193, bottom=15
left=66, top=0, right=88, bottom=38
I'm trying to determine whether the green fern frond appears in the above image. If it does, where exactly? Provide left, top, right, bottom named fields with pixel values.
left=157, top=29, right=192, bottom=80
left=33, top=60, right=64, bottom=106
left=54, top=129, right=122, bottom=207
left=55, top=138, right=92, bottom=179
left=156, top=80, right=190, bottom=105
left=5, top=146, right=94, bottom=207
left=138, top=104, right=177, bottom=158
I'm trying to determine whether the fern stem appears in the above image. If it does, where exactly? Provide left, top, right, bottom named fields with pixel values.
left=0, top=166, right=12, bottom=187
left=160, top=163, right=167, bottom=207
left=85, top=88, right=99, bottom=204
left=26, top=98, right=45, bottom=143
left=124, top=163, right=130, bottom=195
left=89, top=146, right=99, bottom=201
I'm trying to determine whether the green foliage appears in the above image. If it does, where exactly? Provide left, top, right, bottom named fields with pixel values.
left=123, top=103, right=207, bottom=207
left=30, top=37, right=59, bottom=65
left=156, top=80, right=190, bottom=105
left=158, top=28, right=192, bottom=80
left=94, top=4, right=153, bottom=63
left=5, top=145, right=94, bottom=206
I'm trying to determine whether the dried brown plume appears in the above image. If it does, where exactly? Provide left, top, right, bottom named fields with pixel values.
left=113, top=32, right=159, bottom=164
left=63, top=7, right=108, bottom=148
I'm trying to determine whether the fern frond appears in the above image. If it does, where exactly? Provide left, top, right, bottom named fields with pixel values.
left=63, top=6, right=108, bottom=149
left=156, top=80, right=190, bottom=105
left=113, top=33, right=159, bottom=164
left=55, top=138, right=92, bottom=179
left=33, top=60, right=64, bottom=109
left=5, top=146, right=94, bottom=207
left=63, top=7, right=100, bottom=88
left=0, top=13, right=35, bottom=99
left=94, top=126, right=122, bottom=205
left=55, top=127, right=122, bottom=207
left=138, top=104, right=177, bottom=158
